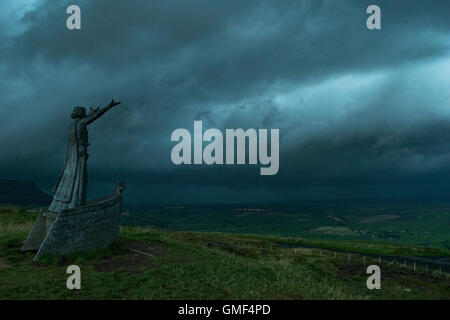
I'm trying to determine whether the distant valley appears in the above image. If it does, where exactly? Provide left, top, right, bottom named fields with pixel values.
left=0, top=179, right=51, bottom=207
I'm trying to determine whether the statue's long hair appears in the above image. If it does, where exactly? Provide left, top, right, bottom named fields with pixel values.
left=71, top=106, right=86, bottom=119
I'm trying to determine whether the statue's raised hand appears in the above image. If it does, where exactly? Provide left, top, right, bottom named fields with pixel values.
left=108, top=99, right=121, bottom=108
left=82, top=98, right=122, bottom=126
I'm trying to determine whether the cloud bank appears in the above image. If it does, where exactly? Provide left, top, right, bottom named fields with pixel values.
left=1, top=0, right=450, bottom=204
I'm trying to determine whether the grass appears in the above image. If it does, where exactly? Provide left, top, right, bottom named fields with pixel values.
left=0, top=207, right=449, bottom=300
left=237, top=234, right=450, bottom=257
left=123, top=203, right=450, bottom=249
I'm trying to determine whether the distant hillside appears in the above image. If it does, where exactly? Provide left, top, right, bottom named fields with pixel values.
left=0, top=179, right=51, bottom=206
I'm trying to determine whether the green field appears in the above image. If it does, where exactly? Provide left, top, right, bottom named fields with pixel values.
left=123, top=203, right=450, bottom=250
left=1, top=207, right=449, bottom=300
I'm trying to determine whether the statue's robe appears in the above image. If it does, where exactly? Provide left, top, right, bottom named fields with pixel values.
left=48, top=120, right=88, bottom=213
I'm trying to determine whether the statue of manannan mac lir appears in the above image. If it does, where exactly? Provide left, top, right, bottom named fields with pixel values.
left=48, top=99, right=122, bottom=213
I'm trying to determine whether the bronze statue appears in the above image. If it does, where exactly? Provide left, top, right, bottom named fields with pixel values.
left=23, top=99, right=125, bottom=259
left=48, top=99, right=121, bottom=213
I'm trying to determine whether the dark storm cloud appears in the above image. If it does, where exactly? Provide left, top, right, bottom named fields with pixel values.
left=1, top=0, right=450, bottom=204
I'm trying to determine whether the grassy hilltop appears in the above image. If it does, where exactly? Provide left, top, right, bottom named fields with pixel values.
left=0, top=207, right=449, bottom=300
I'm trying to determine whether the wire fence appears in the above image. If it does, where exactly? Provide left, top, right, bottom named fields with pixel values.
left=121, top=213, right=450, bottom=278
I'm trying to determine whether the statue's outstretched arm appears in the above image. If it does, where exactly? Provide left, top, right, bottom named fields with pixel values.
left=83, top=99, right=121, bottom=125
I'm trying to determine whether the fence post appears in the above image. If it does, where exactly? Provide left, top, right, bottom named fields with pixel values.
left=363, top=256, right=366, bottom=266
left=414, top=261, right=416, bottom=271
left=378, top=256, right=381, bottom=264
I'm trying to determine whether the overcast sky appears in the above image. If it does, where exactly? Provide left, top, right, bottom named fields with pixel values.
left=1, top=0, right=450, bottom=204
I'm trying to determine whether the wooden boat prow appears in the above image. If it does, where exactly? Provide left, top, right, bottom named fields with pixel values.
left=22, top=182, right=125, bottom=261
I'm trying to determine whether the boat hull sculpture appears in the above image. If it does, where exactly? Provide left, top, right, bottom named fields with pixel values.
left=22, top=183, right=125, bottom=260
left=21, top=99, right=125, bottom=260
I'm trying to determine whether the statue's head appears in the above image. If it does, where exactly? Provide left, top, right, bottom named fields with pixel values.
left=71, top=106, right=86, bottom=119
left=114, top=181, right=126, bottom=195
